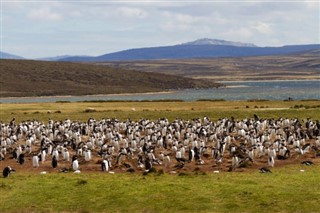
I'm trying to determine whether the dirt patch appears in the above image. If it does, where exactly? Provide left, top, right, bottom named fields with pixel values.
left=2, top=138, right=319, bottom=175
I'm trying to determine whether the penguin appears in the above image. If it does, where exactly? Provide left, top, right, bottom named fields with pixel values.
left=101, top=159, right=109, bottom=172
left=18, top=153, right=25, bottom=165
left=259, top=167, right=272, bottom=173
left=301, top=161, right=314, bottom=166
left=52, top=155, right=58, bottom=168
left=63, top=148, right=70, bottom=161
left=188, top=149, right=195, bottom=162
left=268, top=156, right=275, bottom=167
left=72, top=157, right=79, bottom=171
left=163, top=154, right=171, bottom=168
left=41, top=149, right=46, bottom=163
left=3, top=166, right=15, bottom=178
left=32, top=153, right=39, bottom=167
left=84, top=149, right=91, bottom=161
left=12, top=148, right=18, bottom=160
left=145, top=158, right=152, bottom=172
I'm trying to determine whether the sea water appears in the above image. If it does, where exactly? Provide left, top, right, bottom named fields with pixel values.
left=1, top=80, right=319, bottom=103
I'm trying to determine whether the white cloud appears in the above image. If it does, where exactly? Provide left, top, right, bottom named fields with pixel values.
left=27, top=8, right=63, bottom=21
left=160, top=11, right=207, bottom=32
left=115, top=7, right=148, bottom=19
left=251, top=22, right=273, bottom=34
left=2, top=1, right=319, bottom=58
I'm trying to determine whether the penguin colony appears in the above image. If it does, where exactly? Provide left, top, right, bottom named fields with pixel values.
left=1, top=116, right=319, bottom=174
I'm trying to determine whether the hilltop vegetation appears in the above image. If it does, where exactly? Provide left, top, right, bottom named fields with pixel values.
left=98, top=50, right=320, bottom=81
left=0, top=59, right=220, bottom=97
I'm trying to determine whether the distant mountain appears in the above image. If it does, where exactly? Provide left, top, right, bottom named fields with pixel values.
left=0, top=51, right=24, bottom=59
left=37, top=55, right=92, bottom=61
left=60, top=38, right=320, bottom=62
left=180, top=38, right=257, bottom=47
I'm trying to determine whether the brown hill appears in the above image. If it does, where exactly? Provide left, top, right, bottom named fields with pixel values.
left=97, top=50, right=320, bottom=81
left=0, top=59, right=221, bottom=97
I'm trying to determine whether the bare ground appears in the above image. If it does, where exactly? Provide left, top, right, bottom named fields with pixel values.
left=2, top=138, right=319, bottom=175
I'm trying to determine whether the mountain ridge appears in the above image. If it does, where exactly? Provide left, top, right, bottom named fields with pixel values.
left=2, top=38, right=319, bottom=61
left=60, top=43, right=320, bottom=62
left=0, top=51, right=24, bottom=59
left=179, top=38, right=257, bottom=47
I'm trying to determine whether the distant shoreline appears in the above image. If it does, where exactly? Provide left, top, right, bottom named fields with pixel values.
left=0, top=79, right=319, bottom=101
left=0, top=91, right=176, bottom=100
left=219, top=79, right=320, bottom=83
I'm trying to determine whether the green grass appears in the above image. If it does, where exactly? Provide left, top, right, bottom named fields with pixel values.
left=0, top=100, right=319, bottom=123
left=1, top=101, right=320, bottom=212
left=1, top=165, right=319, bottom=213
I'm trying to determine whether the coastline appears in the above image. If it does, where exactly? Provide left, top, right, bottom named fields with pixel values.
left=218, top=79, right=320, bottom=83
left=0, top=79, right=319, bottom=103
left=0, top=91, right=176, bottom=100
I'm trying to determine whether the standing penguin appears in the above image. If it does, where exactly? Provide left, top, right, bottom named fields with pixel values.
left=32, top=153, right=39, bottom=167
left=145, top=158, right=152, bottom=172
left=101, top=159, right=109, bottom=172
left=18, top=153, right=25, bottom=165
left=52, top=155, right=58, bottom=168
left=72, top=157, right=79, bottom=171
left=3, top=166, right=15, bottom=178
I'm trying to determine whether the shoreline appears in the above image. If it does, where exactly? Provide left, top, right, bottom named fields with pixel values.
left=218, top=79, right=320, bottom=83
left=0, top=91, right=177, bottom=100
left=0, top=79, right=319, bottom=102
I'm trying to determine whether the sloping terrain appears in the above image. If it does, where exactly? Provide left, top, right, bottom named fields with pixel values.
left=60, top=43, right=319, bottom=62
left=97, top=50, right=320, bottom=81
left=0, top=59, right=220, bottom=97
left=0, top=51, right=24, bottom=59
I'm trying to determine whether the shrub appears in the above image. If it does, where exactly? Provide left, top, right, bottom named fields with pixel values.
left=84, top=108, right=97, bottom=113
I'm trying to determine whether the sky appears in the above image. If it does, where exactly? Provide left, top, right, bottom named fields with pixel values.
left=1, top=0, right=319, bottom=59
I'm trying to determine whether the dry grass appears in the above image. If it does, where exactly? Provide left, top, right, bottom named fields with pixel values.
left=98, top=50, right=320, bottom=81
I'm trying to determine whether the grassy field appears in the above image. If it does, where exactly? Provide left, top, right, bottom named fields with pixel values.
left=1, top=100, right=320, bottom=212
left=0, top=100, right=319, bottom=123
left=0, top=165, right=319, bottom=213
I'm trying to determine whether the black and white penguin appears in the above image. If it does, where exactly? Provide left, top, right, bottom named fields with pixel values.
left=52, top=155, right=58, bottom=168
left=3, top=166, right=15, bottom=178
left=188, top=149, right=195, bottom=162
left=259, top=167, right=272, bottom=173
left=301, top=160, right=314, bottom=166
left=145, top=158, right=152, bottom=171
left=72, top=157, right=79, bottom=171
left=101, top=159, right=109, bottom=172
left=32, top=153, right=39, bottom=167
left=18, top=153, right=25, bottom=165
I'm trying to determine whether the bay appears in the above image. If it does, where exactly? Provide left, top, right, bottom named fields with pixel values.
left=0, top=80, right=319, bottom=103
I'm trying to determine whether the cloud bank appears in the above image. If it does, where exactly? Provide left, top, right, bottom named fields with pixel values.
left=2, top=1, right=319, bottom=58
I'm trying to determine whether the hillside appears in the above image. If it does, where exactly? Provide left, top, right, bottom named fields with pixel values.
left=0, top=59, right=221, bottom=97
left=0, top=51, right=24, bottom=60
left=59, top=39, right=319, bottom=62
left=97, top=50, right=320, bottom=81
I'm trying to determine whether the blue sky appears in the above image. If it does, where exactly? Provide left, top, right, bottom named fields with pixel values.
left=1, top=0, right=319, bottom=59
